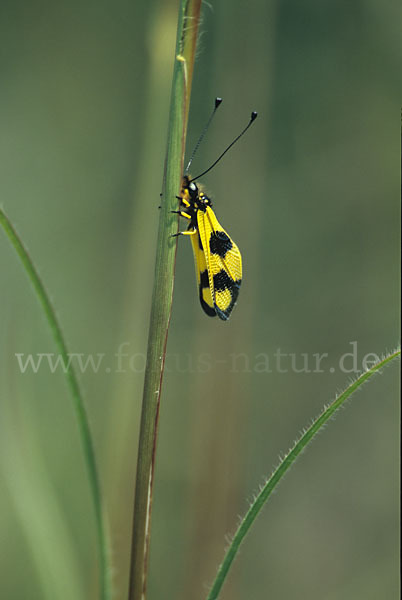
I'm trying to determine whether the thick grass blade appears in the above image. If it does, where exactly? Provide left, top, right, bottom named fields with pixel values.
left=206, top=348, right=400, bottom=600
left=0, top=208, right=111, bottom=600
left=128, top=1, right=202, bottom=599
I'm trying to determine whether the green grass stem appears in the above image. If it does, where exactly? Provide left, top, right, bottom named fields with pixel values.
left=128, top=1, right=201, bottom=599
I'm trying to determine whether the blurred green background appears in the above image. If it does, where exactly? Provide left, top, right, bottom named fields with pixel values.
left=0, top=1, right=400, bottom=599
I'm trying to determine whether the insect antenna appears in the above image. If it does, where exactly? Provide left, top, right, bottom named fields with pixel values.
left=189, top=111, right=258, bottom=183
left=185, top=97, right=223, bottom=174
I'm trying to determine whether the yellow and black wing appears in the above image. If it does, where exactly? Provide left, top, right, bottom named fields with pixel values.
left=197, top=207, right=242, bottom=320
left=189, top=229, right=217, bottom=317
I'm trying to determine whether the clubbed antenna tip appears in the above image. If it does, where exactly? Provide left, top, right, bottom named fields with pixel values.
left=189, top=108, right=259, bottom=183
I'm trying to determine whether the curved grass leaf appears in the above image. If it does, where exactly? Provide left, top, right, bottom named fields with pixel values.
left=0, top=208, right=111, bottom=600
left=207, top=348, right=400, bottom=600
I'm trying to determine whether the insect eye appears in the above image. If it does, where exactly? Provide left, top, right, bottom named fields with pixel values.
left=189, top=182, right=197, bottom=192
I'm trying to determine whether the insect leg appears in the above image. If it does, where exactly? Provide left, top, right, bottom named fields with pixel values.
left=176, top=195, right=191, bottom=208
left=171, top=228, right=197, bottom=238
left=171, top=210, right=191, bottom=219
